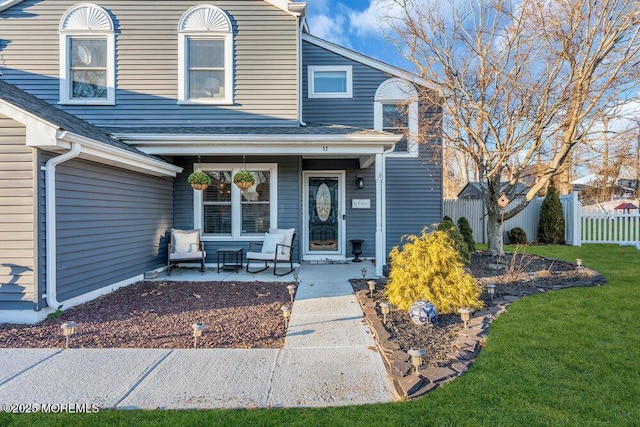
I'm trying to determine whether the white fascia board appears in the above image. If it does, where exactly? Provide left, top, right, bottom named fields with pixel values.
left=264, top=0, right=304, bottom=17
left=115, top=133, right=400, bottom=144
left=0, top=99, right=61, bottom=147
left=60, top=132, right=183, bottom=177
left=302, top=34, right=430, bottom=88
left=116, top=133, right=400, bottom=156
left=0, top=0, right=24, bottom=12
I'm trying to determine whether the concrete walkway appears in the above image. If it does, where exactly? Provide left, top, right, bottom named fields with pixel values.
left=0, top=262, right=395, bottom=409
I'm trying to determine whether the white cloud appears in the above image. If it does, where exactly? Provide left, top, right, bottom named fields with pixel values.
left=308, top=14, right=351, bottom=47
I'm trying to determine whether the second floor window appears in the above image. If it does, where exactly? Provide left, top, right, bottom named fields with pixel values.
left=308, top=66, right=353, bottom=98
left=59, top=4, right=115, bottom=105
left=178, top=5, right=233, bottom=105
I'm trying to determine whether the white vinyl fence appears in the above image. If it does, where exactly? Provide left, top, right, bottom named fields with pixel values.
left=580, top=207, right=640, bottom=244
left=443, top=192, right=582, bottom=246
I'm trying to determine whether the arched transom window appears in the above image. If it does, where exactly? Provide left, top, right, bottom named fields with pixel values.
left=178, top=5, right=233, bottom=104
left=374, top=78, right=419, bottom=155
left=59, top=3, right=115, bottom=104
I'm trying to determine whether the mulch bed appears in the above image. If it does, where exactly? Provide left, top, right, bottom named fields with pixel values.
left=350, top=252, right=604, bottom=368
left=0, top=281, right=291, bottom=349
left=0, top=252, right=602, bottom=356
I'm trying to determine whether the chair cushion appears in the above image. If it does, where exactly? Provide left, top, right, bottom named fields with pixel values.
left=172, top=229, right=200, bottom=253
left=169, top=251, right=205, bottom=261
left=247, top=251, right=290, bottom=261
left=261, top=232, right=285, bottom=254
left=268, top=228, right=295, bottom=255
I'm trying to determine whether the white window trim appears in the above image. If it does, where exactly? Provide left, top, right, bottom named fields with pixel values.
left=178, top=5, right=233, bottom=105
left=374, top=78, right=419, bottom=157
left=59, top=4, right=115, bottom=105
left=193, top=163, right=278, bottom=241
left=308, top=65, right=353, bottom=99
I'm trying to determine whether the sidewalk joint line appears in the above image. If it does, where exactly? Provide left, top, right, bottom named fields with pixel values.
left=113, top=349, right=173, bottom=409
left=0, top=349, right=64, bottom=387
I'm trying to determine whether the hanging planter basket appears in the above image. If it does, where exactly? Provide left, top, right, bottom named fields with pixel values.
left=188, top=171, right=212, bottom=191
left=233, top=170, right=255, bottom=190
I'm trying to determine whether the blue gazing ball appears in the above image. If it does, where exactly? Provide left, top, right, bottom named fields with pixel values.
left=409, top=300, right=438, bottom=325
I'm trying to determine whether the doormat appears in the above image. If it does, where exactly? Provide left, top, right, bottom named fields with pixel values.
left=309, top=259, right=348, bottom=265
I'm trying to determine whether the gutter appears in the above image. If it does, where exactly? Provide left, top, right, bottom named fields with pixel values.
left=43, top=140, right=81, bottom=310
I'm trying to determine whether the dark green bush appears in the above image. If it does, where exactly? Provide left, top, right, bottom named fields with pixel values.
left=507, top=227, right=528, bottom=244
left=436, top=217, right=470, bottom=265
left=457, top=216, right=475, bottom=252
left=538, top=181, right=565, bottom=244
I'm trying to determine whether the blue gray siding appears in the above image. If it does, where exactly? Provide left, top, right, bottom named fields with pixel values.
left=1, top=0, right=299, bottom=127
left=38, top=157, right=173, bottom=303
left=173, top=156, right=301, bottom=262
left=302, top=40, right=443, bottom=256
left=302, top=41, right=383, bottom=128
left=0, top=115, right=37, bottom=310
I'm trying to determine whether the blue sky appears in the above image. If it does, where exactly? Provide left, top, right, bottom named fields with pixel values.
left=301, top=0, right=414, bottom=71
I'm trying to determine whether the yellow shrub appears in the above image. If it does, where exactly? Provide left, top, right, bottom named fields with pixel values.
left=385, top=229, right=483, bottom=314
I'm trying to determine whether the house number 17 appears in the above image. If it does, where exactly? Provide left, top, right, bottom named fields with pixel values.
left=322, top=146, right=329, bottom=152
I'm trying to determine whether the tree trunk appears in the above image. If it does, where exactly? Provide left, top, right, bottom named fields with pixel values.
left=486, top=208, right=504, bottom=256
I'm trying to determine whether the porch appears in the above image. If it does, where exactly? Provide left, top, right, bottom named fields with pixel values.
left=149, top=259, right=379, bottom=283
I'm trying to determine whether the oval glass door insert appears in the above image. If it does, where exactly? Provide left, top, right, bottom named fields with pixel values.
left=315, top=183, right=332, bottom=222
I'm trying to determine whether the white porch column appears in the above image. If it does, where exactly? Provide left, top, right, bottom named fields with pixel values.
left=375, top=153, right=384, bottom=276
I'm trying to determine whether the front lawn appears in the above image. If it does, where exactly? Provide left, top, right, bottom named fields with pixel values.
left=3, top=244, right=639, bottom=426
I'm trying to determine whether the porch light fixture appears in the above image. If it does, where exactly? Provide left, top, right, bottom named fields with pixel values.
left=192, top=322, right=206, bottom=349
left=379, top=301, right=391, bottom=324
left=60, top=321, right=77, bottom=349
left=486, top=284, right=496, bottom=301
left=458, top=308, right=472, bottom=329
left=408, top=348, right=425, bottom=374
left=281, top=304, right=292, bottom=328
left=367, top=280, right=376, bottom=298
left=287, top=284, right=296, bottom=303
left=356, top=175, right=364, bottom=189
left=361, top=268, right=367, bottom=280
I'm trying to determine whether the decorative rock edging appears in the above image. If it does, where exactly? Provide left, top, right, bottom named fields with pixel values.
left=355, top=266, right=606, bottom=400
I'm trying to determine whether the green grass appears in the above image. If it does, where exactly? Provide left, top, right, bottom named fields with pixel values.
left=2, top=244, right=639, bottom=426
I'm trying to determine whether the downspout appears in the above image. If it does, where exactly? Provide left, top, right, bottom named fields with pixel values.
left=43, top=141, right=81, bottom=309
left=297, top=17, right=306, bottom=127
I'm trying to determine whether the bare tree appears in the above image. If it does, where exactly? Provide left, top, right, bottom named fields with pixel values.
left=382, top=0, right=640, bottom=254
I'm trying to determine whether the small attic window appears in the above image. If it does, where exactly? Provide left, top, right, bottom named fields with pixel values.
left=59, top=4, right=115, bottom=105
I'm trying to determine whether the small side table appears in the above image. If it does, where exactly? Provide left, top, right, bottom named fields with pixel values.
left=216, top=248, right=244, bottom=273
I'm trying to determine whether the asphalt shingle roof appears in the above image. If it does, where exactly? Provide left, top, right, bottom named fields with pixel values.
left=0, top=79, right=153, bottom=158
left=100, top=123, right=395, bottom=137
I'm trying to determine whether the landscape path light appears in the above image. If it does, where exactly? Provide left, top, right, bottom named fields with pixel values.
left=192, top=322, right=206, bottom=349
left=486, top=284, right=496, bottom=301
left=408, top=348, right=425, bottom=374
left=379, top=301, right=390, bottom=324
left=287, top=284, right=296, bottom=303
left=576, top=259, right=583, bottom=267
left=528, top=272, right=536, bottom=282
left=281, top=304, right=292, bottom=328
left=367, top=280, right=376, bottom=298
left=60, top=321, right=77, bottom=349
left=458, top=308, right=472, bottom=329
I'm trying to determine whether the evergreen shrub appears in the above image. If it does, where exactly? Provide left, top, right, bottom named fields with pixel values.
left=385, top=229, right=483, bottom=314
left=507, top=227, right=528, bottom=244
left=457, top=216, right=476, bottom=252
left=436, top=217, right=470, bottom=265
left=538, top=182, right=566, bottom=244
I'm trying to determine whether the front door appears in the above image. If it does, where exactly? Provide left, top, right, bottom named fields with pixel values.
left=303, top=172, right=345, bottom=259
